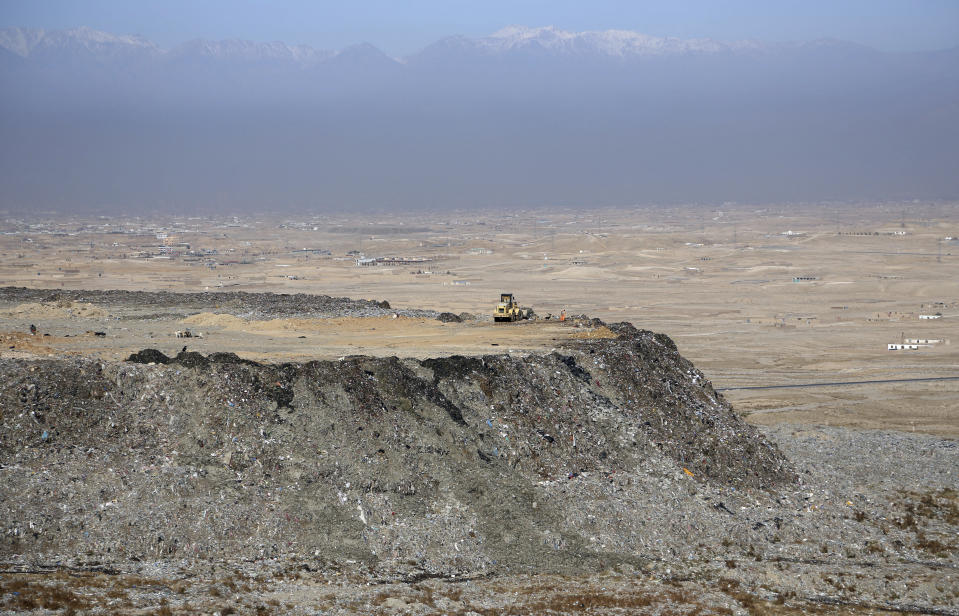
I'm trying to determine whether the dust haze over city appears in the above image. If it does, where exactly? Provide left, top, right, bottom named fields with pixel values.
left=2, top=2, right=959, bottom=615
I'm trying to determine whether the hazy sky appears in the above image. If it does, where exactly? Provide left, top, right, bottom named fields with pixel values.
left=3, top=0, right=957, bottom=211
left=3, top=0, right=958, bottom=54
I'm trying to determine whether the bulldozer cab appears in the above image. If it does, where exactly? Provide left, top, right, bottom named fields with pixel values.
left=500, top=293, right=514, bottom=304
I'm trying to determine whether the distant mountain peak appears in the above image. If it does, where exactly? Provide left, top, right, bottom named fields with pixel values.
left=0, top=26, right=158, bottom=58
left=476, top=24, right=761, bottom=56
left=336, top=41, right=390, bottom=58
left=0, top=27, right=44, bottom=56
left=63, top=25, right=155, bottom=48
left=490, top=25, right=569, bottom=40
left=168, top=37, right=332, bottom=65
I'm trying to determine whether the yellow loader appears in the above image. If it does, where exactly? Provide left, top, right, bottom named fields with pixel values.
left=493, top=293, right=533, bottom=322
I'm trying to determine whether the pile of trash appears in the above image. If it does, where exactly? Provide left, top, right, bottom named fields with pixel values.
left=0, top=287, right=429, bottom=320
left=0, top=321, right=802, bottom=577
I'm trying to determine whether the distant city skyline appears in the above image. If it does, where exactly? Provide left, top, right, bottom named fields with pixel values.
left=2, top=0, right=958, bottom=55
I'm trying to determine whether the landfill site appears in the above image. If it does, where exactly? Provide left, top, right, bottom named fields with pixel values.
left=1, top=205, right=958, bottom=615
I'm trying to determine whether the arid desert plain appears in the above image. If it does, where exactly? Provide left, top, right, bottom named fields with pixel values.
left=1, top=203, right=957, bottom=615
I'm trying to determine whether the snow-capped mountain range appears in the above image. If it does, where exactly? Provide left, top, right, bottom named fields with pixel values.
left=0, top=24, right=849, bottom=66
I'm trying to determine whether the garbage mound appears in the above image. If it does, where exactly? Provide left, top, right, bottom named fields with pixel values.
left=0, top=287, right=414, bottom=320
left=0, top=323, right=794, bottom=575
